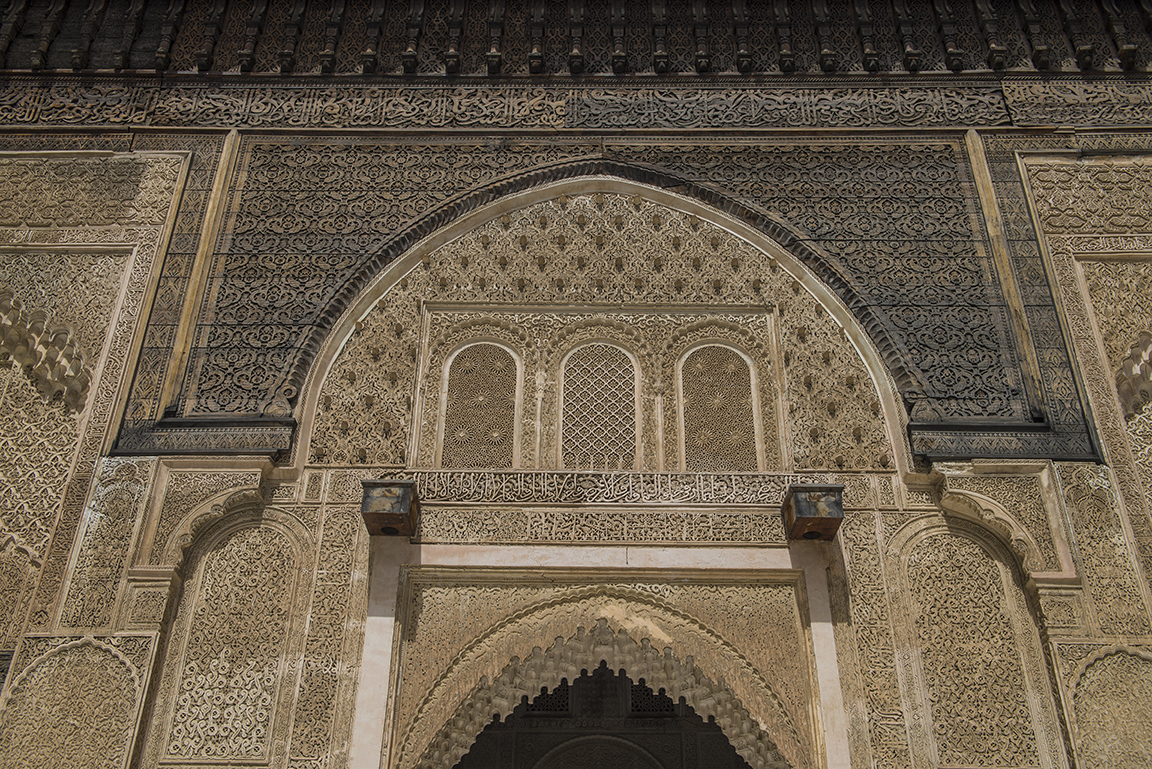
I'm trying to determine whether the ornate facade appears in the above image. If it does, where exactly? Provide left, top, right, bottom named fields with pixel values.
left=1, top=1, right=1152, bottom=768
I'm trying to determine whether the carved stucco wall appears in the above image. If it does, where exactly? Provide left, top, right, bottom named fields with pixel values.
left=106, top=133, right=1086, bottom=463
left=828, top=488, right=1071, bottom=769
left=1023, top=154, right=1152, bottom=768
left=0, top=153, right=183, bottom=653
left=122, top=469, right=369, bottom=769
left=0, top=635, right=155, bottom=769
left=309, top=190, right=894, bottom=476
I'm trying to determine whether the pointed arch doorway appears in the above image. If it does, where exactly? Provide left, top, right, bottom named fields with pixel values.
left=454, top=662, right=756, bottom=769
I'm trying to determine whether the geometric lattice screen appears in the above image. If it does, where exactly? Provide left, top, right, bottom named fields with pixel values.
left=562, top=343, right=637, bottom=470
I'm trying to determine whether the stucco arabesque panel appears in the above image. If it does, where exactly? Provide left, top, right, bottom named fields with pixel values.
left=0, top=153, right=187, bottom=641
left=307, top=190, right=900, bottom=479
left=1024, top=155, right=1152, bottom=635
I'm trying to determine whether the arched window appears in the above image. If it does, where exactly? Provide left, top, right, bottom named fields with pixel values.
left=561, top=343, right=638, bottom=470
left=679, top=345, right=759, bottom=472
left=440, top=343, right=518, bottom=469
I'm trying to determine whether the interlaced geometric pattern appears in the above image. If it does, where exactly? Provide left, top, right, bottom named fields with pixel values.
left=441, top=344, right=517, bottom=469
left=681, top=346, right=758, bottom=472
left=561, top=344, right=636, bottom=470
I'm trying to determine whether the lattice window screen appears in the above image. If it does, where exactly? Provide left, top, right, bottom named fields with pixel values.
left=440, top=343, right=517, bottom=469
left=561, top=344, right=637, bottom=469
left=681, top=346, right=758, bottom=472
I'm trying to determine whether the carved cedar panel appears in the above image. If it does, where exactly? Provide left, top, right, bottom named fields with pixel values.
left=184, top=140, right=598, bottom=417
left=0, top=640, right=141, bottom=769
left=1072, top=650, right=1152, bottom=768
left=606, top=141, right=1021, bottom=425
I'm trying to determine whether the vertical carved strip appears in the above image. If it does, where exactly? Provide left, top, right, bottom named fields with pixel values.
left=972, top=0, right=1006, bottom=68
left=112, top=0, right=147, bottom=69
left=0, top=0, right=29, bottom=68
left=360, top=0, right=388, bottom=72
left=58, top=458, right=156, bottom=630
left=1016, top=0, right=1050, bottom=68
left=930, top=0, right=964, bottom=70
left=237, top=0, right=268, bottom=71
left=1056, top=0, right=1094, bottom=69
left=401, top=0, right=423, bottom=73
left=71, top=0, right=109, bottom=69
left=809, top=0, right=833, bottom=72
left=732, top=0, right=751, bottom=71
left=843, top=510, right=911, bottom=768
left=905, top=531, right=1040, bottom=766
left=319, top=0, right=346, bottom=72
left=29, top=0, right=67, bottom=70
left=890, top=0, right=922, bottom=71
left=194, top=0, right=229, bottom=71
left=853, top=0, right=879, bottom=71
left=287, top=508, right=359, bottom=764
left=610, top=0, right=626, bottom=72
left=652, top=0, right=669, bottom=72
left=163, top=526, right=298, bottom=761
left=486, top=0, right=504, bottom=73
left=527, top=0, right=545, bottom=71
left=154, top=0, right=187, bottom=70
left=278, top=0, right=307, bottom=72
left=692, top=0, right=710, bottom=71
left=569, top=0, right=585, bottom=73
left=772, top=0, right=794, bottom=71
left=444, top=0, right=464, bottom=72
left=1099, top=0, right=1137, bottom=69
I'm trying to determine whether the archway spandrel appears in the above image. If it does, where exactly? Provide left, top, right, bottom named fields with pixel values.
left=389, top=570, right=817, bottom=769
left=307, top=183, right=904, bottom=476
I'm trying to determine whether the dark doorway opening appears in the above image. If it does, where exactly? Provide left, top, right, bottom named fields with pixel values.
left=453, top=660, right=755, bottom=769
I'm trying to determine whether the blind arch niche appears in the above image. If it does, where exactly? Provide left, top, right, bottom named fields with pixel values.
left=559, top=342, right=641, bottom=470
left=437, top=341, right=522, bottom=469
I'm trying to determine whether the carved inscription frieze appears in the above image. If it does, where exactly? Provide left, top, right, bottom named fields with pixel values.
left=0, top=82, right=1011, bottom=130
left=409, top=470, right=836, bottom=505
